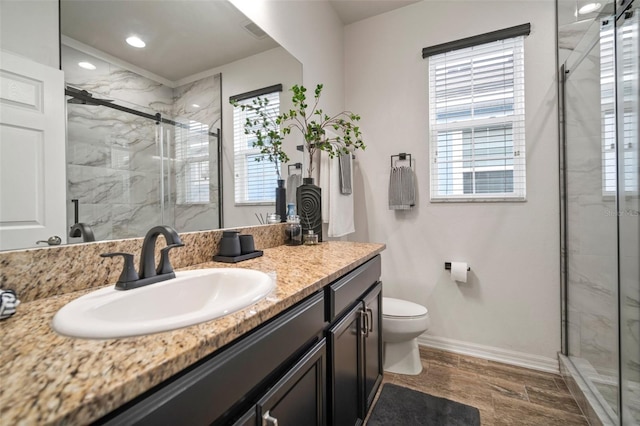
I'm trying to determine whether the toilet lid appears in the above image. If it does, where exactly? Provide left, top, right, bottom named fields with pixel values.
left=383, top=297, right=428, bottom=318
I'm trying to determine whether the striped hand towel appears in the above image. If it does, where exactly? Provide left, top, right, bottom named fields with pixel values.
left=389, top=166, right=415, bottom=210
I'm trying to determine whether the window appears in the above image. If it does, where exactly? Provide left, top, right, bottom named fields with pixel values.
left=428, top=35, right=526, bottom=201
left=600, top=19, right=638, bottom=196
left=175, top=120, right=212, bottom=204
left=232, top=90, right=280, bottom=205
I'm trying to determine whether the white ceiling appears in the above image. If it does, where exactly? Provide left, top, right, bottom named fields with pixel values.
left=60, top=0, right=280, bottom=82
left=330, top=0, right=422, bottom=25
left=60, top=0, right=421, bottom=83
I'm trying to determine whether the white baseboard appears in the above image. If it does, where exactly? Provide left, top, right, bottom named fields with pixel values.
left=417, top=334, right=560, bottom=374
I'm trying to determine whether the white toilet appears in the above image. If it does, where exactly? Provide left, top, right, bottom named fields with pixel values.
left=382, top=297, right=430, bottom=375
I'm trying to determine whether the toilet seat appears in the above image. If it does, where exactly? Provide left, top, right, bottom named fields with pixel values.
left=383, top=297, right=428, bottom=319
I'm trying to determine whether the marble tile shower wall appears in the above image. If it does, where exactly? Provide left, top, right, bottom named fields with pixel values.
left=67, top=104, right=162, bottom=240
left=63, top=45, right=221, bottom=241
left=171, top=74, right=222, bottom=234
left=564, top=44, right=619, bottom=378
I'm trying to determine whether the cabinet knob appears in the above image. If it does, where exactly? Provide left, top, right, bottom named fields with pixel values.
left=262, top=410, right=279, bottom=426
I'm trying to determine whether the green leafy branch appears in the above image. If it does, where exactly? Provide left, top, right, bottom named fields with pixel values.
left=279, top=84, right=365, bottom=178
left=231, top=96, right=290, bottom=180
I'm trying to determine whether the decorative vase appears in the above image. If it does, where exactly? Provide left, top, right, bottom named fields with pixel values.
left=275, top=179, right=286, bottom=223
left=296, top=177, right=322, bottom=242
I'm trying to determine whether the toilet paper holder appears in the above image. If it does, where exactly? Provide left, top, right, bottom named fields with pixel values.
left=444, top=262, right=470, bottom=271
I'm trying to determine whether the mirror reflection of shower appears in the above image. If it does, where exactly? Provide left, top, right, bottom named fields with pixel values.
left=63, top=44, right=223, bottom=243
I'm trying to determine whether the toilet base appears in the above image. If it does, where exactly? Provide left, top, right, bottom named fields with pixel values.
left=383, top=338, right=422, bottom=375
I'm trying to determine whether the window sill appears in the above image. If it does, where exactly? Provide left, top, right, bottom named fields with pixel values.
left=234, top=201, right=275, bottom=207
left=430, top=197, right=527, bottom=203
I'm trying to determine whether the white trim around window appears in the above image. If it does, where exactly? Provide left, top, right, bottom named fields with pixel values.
left=232, top=91, right=280, bottom=205
left=428, top=36, right=527, bottom=202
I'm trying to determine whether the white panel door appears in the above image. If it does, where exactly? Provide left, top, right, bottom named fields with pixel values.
left=0, top=50, right=67, bottom=250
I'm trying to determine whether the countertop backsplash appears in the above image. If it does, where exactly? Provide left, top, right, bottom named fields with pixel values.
left=0, top=224, right=287, bottom=303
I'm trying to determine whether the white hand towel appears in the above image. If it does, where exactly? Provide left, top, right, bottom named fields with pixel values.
left=328, top=150, right=355, bottom=237
left=320, top=150, right=355, bottom=237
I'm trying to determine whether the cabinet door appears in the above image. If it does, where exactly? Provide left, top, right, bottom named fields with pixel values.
left=257, top=339, right=326, bottom=426
left=328, top=303, right=364, bottom=426
left=362, top=282, right=383, bottom=413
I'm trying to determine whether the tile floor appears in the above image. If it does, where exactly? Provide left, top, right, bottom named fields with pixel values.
left=369, top=346, right=590, bottom=425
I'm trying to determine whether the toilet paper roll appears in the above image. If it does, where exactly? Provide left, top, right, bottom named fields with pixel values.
left=451, top=262, right=468, bottom=283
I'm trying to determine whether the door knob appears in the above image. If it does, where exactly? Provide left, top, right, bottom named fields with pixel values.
left=36, top=236, right=62, bottom=246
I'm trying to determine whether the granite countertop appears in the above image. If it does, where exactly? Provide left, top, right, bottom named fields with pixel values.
left=0, top=241, right=384, bottom=425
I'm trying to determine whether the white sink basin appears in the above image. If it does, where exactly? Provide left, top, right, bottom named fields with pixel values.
left=52, top=268, right=275, bottom=339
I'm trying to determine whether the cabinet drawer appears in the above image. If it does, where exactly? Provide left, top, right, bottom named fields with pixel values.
left=98, top=291, right=326, bottom=426
left=325, top=255, right=381, bottom=322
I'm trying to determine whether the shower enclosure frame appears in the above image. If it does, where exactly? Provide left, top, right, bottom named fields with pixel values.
left=65, top=87, right=223, bottom=238
left=559, top=0, right=639, bottom=424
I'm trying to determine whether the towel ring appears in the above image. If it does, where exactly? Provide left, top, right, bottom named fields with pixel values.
left=288, top=163, right=302, bottom=175
left=391, top=153, right=412, bottom=168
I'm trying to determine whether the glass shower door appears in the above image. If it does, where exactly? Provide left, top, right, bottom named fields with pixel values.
left=617, top=4, right=640, bottom=424
left=66, top=98, right=164, bottom=241
left=162, top=119, right=221, bottom=234
left=563, top=12, right=620, bottom=419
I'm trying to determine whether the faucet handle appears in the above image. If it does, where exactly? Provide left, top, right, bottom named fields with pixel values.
left=100, top=252, right=139, bottom=286
left=156, top=243, right=185, bottom=275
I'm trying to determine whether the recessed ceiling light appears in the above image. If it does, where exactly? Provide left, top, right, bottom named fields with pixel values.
left=578, top=2, right=601, bottom=14
left=78, top=61, right=96, bottom=70
left=126, top=36, right=146, bottom=48
left=192, top=104, right=200, bottom=108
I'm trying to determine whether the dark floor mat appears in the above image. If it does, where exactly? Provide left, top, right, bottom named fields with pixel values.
left=367, top=383, right=481, bottom=426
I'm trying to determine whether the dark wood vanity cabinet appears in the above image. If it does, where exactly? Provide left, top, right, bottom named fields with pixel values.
left=98, top=292, right=326, bottom=426
left=327, top=281, right=383, bottom=426
left=96, top=255, right=382, bottom=426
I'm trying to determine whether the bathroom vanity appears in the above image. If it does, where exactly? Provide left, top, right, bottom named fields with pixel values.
left=99, top=255, right=381, bottom=425
left=0, top=240, right=384, bottom=425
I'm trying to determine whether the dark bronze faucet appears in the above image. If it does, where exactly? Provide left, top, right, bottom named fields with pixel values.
left=69, top=223, right=96, bottom=242
left=101, top=225, right=184, bottom=290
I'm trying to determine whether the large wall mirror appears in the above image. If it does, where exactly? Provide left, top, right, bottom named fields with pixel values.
left=0, top=0, right=302, bottom=251
left=60, top=0, right=303, bottom=246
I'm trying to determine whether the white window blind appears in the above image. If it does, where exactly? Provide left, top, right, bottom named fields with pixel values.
left=600, top=19, right=639, bottom=195
left=175, top=120, right=211, bottom=204
left=233, top=91, right=280, bottom=205
left=429, top=36, right=526, bottom=201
